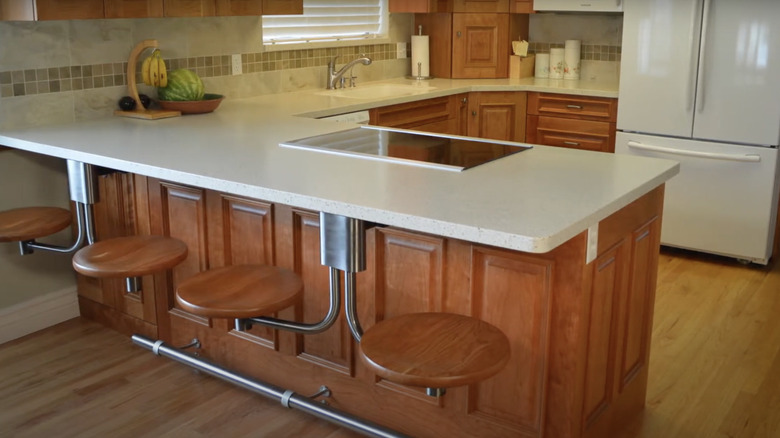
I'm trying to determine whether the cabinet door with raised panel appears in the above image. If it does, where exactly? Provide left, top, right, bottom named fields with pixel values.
left=467, top=91, right=526, bottom=142
left=452, top=13, right=509, bottom=78
left=163, top=0, right=215, bottom=16
left=35, top=0, right=104, bottom=19
left=105, top=0, right=163, bottom=18
left=453, top=0, right=508, bottom=12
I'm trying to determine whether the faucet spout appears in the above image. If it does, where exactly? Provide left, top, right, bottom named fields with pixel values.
left=327, top=55, right=372, bottom=89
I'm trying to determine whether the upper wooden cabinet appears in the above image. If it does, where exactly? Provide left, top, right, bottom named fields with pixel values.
left=105, top=0, right=163, bottom=18
left=260, top=0, right=301, bottom=15
left=35, top=0, right=105, bottom=20
left=453, top=0, right=508, bottom=13
left=416, top=12, right=527, bottom=79
left=0, top=0, right=300, bottom=19
left=164, top=0, right=215, bottom=17
left=391, top=0, right=529, bottom=13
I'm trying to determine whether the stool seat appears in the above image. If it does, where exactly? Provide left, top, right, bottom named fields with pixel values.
left=359, top=313, right=510, bottom=389
left=0, top=207, right=72, bottom=243
left=176, top=264, right=303, bottom=319
left=72, top=235, right=188, bottom=278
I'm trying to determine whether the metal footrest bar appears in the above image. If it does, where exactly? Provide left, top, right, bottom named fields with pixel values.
left=131, top=334, right=409, bottom=438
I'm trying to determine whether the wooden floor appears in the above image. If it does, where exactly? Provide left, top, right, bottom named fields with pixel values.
left=1, top=248, right=779, bottom=437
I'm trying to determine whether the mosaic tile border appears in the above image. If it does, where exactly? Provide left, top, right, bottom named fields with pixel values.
left=529, top=42, right=622, bottom=62
left=0, top=44, right=399, bottom=99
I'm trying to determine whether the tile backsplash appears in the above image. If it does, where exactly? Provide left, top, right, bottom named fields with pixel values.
left=0, top=15, right=410, bottom=130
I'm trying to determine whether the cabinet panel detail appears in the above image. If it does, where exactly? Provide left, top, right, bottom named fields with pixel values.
left=452, top=13, right=509, bottom=78
left=582, top=244, right=624, bottom=427
left=468, top=247, right=552, bottom=434
left=373, top=227, right=445, bottom=319
left=619, top=222, right=656, bottom=389
left=293, top=210, right=353, bottom=375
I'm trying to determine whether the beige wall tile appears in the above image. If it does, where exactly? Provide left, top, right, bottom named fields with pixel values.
left=69, top=19, right=133, bottom=65
left=0, top=21, right=70, bottom=71
left=0, top=92, right=73, bottom=130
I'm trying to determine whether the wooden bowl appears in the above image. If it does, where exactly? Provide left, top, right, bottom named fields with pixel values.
left=158, top=93, right=224, bottom=114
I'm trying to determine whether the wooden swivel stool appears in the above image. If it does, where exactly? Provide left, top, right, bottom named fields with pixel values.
left=175, top=264, right=304, bottom=323
left=0, top=207, right=72, bottom=245
left=358, top=312, right=510, bottom=396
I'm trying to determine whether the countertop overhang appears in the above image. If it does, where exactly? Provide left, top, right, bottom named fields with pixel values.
left=0, top=77, right=679, bottom=254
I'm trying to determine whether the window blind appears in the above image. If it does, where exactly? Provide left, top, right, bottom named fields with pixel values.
left=263, top=0, right=386, bottom=45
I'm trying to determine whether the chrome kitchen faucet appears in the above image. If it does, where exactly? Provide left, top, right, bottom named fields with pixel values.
left=326, top=54, right=372, bottom=89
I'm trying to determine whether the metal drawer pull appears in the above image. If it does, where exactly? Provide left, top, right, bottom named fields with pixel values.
left=626, top=141, right=761, bottom=162
left=566, top=105, right=583, bottom=109
left=563, top=141, right=580, bottom=146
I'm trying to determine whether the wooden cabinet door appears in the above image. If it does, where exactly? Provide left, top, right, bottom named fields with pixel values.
left=35, top=0, right=104, bottom=19
left=261, top=0, right=301, bottom=14
left=453, top=0, right=509, bottom=12
left=510, top=0, right=533, bottom=12
left=163, top=0, right=215, bottom=16
left=105, top=0, right=163, bottom=18
left=452, top=13, right=509, bottom=78
left=467, top=91, right=526, bottom=142
left=216, top=0, right=262, bottom=15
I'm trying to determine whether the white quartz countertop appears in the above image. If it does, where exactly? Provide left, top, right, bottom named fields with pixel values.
left=0, top=77, right=678, bottom=254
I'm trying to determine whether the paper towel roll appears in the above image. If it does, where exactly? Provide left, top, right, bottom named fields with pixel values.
left=411, top=35, right=430, bottom=78
left=564, top=40, right=581, bottom=80
left=535, top=53, right=550, bottom=78
left=549, top=48, right=565, bottom=79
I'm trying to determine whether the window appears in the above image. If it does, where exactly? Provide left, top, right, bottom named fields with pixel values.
left=263, top=0, right=387, bottom=47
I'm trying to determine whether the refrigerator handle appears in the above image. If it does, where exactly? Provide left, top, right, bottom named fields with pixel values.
left=696, top=0, right=712, bottom=113
left=687, top=0, right=703, bottom=111
left=626, top=141, right=761, bottom=163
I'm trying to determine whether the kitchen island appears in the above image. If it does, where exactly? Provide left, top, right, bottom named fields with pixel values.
left=0, top=79, right=677, bottom=438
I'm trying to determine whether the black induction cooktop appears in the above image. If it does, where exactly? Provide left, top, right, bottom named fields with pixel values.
left=280, top=126, right=531, bottom=171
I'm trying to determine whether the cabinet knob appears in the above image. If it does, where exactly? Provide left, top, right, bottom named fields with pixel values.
left=457, top=31, right=462, bottom=38
left=461, top=98, right=468, bottom=104
left=472, top=111, right=477, bottom=116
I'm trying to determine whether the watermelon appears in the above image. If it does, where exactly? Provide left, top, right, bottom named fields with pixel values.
left=157, top=69, right=204, bottom=101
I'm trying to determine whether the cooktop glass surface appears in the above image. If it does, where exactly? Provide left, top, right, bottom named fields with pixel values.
left=280, top=126, right=531, bottom=171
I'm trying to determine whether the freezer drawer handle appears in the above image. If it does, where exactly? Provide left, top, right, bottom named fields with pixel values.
left=626, top=141, right=761, bottom=163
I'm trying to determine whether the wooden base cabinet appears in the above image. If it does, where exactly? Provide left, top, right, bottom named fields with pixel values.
left=370, top=91, right=525, bottom=142
left=526, top=92, right=618, bottom=153
left=79, top=171, right=664, bottom=438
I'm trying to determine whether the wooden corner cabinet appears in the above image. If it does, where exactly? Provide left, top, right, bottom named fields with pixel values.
left=80, top=169, right=664, bottom=438
left=0, top=0, right=300, bottom=20
left=526, top=92, right=618, bottom=153
left=415, top=12, right=528, bottom=79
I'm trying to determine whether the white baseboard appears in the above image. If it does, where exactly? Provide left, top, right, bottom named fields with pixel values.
left=0, top=287, right=80, bottom=345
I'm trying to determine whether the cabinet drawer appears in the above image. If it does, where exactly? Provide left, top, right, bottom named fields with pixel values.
left=527, top=115, right=615, bottom=152
left=369, top=96, right=456, bottom=129
left=528, top=92, right=617, bottom=122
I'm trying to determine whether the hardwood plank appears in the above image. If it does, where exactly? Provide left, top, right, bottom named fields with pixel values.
left=0, top=318, right=360, bottom=438
left=3, top=248, right=780, bottom=437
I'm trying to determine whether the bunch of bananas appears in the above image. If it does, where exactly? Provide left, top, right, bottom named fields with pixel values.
left=141, top=49, right=168, bottom=87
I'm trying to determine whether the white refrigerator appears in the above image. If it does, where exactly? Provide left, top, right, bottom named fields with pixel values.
left=616, top=0, right=780, bottom=264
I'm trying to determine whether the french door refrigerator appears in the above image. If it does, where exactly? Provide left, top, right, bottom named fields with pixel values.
left=616, top=0, right=780, bottom=264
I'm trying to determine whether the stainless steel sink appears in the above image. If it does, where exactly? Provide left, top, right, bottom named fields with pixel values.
left=315, top=83, right=438, bottom=100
